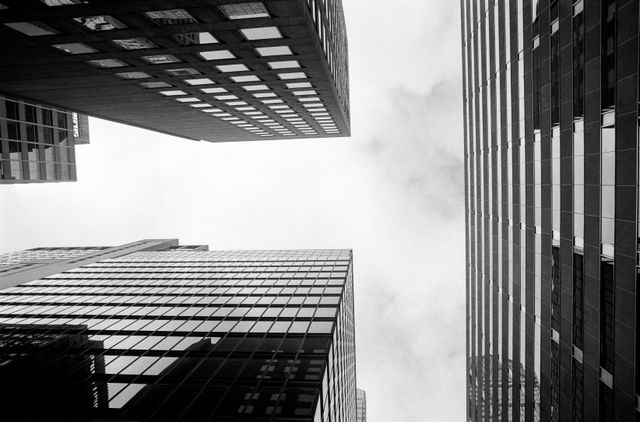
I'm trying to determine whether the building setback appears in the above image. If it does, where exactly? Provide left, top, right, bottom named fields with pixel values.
left=0, top=95, right=90, bottom=183
left=462, top=0, right=639, bottom=421
left=0, top=240, right=357, bottom=421
left=0, top=0, right=349, bottom=142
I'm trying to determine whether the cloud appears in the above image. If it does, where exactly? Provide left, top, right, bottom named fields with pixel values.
left=359, top=79, right=465, bottom=219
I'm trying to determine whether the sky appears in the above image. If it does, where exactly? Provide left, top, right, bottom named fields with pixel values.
left=0, top=1, right=465, bottom=421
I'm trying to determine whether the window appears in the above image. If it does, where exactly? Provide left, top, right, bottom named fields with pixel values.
left=142, top=54, right=180, bottom=65
left=145, top=9, right=197, bottom=26
left=216, top=64, right=249, bottom=73
left=231, top=75, right=260, bottom=82
left=165, top=68, right=200, bottom=76
left=40, top=0, right=83, bottom=5
left=219, top=2, right=269, bottom=20
left=87, top=59, right=127, bottom=68
left=240, top=26, right=282, bottom=40
left=52, top=43, right=97, bottom=54
left=159, top=90, right=187, bottom=96
left=268, top=60, right=300, bottom=69
left=73, top=15, right=126, bottom=31
left=174, top=32, right=218, bottom=46
left=200, top=87, right=228, bottom=94
left=112, top=38, right=156, bottom=50
left=256, top=46, right=292, bottom=56
left=4, top=22, right=57, bottom=36
left=287, top=82, right=312, bottom=89
left=214, top=95, right=239, bottom=101
left=253, top=92, right=277, bottom=98
left=184, top=78, right=214, bottom=86
left=115, top=71, right=152, bottom=80
left=242, top=85, right=269, bottom=91
left=278, top=72, right=307, bottom=80
left=198, top=50, right=235, bottom=60
left=139, top=81, right=172, bottom=89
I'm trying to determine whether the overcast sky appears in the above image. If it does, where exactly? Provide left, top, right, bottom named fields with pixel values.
left=0, top=1, right=464, bottom=420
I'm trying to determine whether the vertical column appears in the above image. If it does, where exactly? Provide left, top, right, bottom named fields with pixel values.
left=611, top=0, right=638, bottom=420
left=581, top=0, right=602, bottom=420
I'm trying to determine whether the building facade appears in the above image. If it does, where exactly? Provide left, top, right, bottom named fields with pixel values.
left=0, top=95, right=90, bottom=183
left=0, top=240, right=357, bottom=421
left=462, top=0, right=639, bottom=421
left=0, top=0, right=349, bottom=142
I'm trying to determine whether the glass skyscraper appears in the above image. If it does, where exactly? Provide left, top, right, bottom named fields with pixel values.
left=0, top=0, right=349, bottom=142
left=0, top=240, right=357, bottom=421
left=462, top=0, right=640, bottom=421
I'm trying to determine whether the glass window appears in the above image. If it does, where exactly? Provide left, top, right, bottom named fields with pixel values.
left=256, top=46, right=292, bottom=56
left=242, top=85, right=269, bottom=91
left=159, top=90, right=187, bottom=96
left=231, top=75, right=260, bottom=82
left=145, top=9, right=197, bottom=26
left=216, top=64, right=249, bottom=73
left=174, top=32, right=218, bottom=46
left=219, top=3, right=269, bottom=20
left=268, top=60, right=300, bottom=69
left=278, top=72, right=307, bottom=80
left=109, top=383, right=146, bottom=409
left=201, top=87, right=228, bottom=94
left=87, top=58, right=128, bottom=68
left=52, top=43, right=97, bottom=54
left=286, top=82, right=312, bottom=89
left=139, top=81, right=172, bottom=89
left=115, top=71, right=151, bottom=80
left=241, top=26, right=282, bottom=40
left=184, top=78, right=214, bottom=86
left=4, top=21, right=58, bottom=36
left=165, top=68, right=200, bottom=76
left=112, top=38, right=156, bottom=50
left=198, top=50, right=235, bottom=60
left=142, top=54, right=180, bottom=65
left=308, top=321, right=333, bottom=334
left=73, top=16, right=126, bottom=31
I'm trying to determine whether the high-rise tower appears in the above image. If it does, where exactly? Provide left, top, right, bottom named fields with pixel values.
left=462, top=1, right=639, bottom=421
left=0, top=1, right=349, bottom=142
left=0, top=240, right=357, bottom=421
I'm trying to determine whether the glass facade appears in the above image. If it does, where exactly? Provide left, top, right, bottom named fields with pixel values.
left=462, top=0, right=640, bottom=420
left=0, top=96, right=90, bottom=183
left=0, top=244, right=357, bottom=421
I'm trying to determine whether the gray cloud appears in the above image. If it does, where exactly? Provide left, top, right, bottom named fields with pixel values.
left=359, top=79, right=465, bottom=219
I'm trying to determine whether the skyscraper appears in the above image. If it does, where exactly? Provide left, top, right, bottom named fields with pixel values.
left=0, top=0, right=349, bottom=142
left=1, top=95, right=90, bottom=183
left=0, top=240, right=357, bottom=421
left=462, top=1, right=639, bottom=421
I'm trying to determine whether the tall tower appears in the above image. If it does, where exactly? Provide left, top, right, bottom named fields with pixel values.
left=462, top=1, right=639, bottom=421
left=0, top=0, right=349, bottom=142
left=0, top=240, right=357, bottom=421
